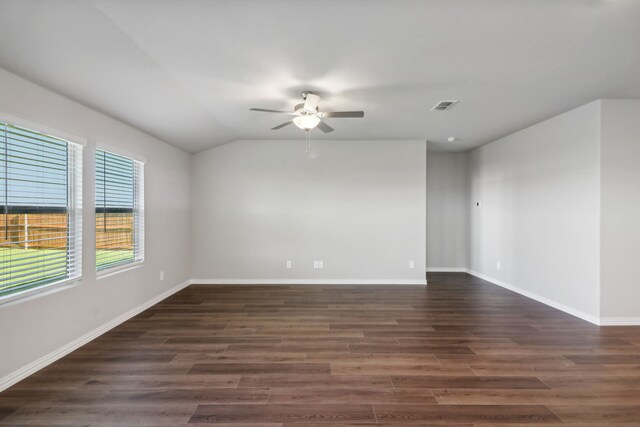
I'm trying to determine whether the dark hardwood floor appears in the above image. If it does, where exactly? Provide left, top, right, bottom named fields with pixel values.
left=2, top=272, right=640, bottom=426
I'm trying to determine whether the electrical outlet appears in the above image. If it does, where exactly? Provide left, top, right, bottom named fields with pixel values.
left=318, top=260, right=324, bottom=269
left=159, top=271, right=165, bottom=281
left=313, top=261, right=319, bottom=269
left=496, top=261, right=501, bottom=270
left=409, top=260, right=415, bottom=269
left=286, top=260, right=292, bottom=269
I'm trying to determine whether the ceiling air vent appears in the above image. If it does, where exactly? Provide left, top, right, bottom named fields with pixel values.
left=431, top=100, right=458, bottom=111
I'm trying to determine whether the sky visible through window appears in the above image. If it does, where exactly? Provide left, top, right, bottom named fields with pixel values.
left=1, top=124, right=68, bottom=211
left=95, top=150, right=135, bottom=211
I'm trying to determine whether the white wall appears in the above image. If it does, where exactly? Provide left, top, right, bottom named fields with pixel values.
left=191, top=139, right=426, bottom=283
left=427, top=152, right=469, bottom=270
left=600, top=100, right=640, bottom=320
left=0, top=68, right=191, bottom=382
left=468, top=101, right=602, bottom=321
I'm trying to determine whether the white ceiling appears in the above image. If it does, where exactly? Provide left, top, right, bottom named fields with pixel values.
left=0, top=0, right=639, bottom=153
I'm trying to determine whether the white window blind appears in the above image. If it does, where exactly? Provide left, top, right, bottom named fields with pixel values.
left=95, top=149, right=144, bottom=271
left=0, top=121, right=83, bottom=298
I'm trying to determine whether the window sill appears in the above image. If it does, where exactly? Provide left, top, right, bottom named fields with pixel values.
left=96, top=261, right=144, bottom=280
left=0, top=277, right=82, bottom=308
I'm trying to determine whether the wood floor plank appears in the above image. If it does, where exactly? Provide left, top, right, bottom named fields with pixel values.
left=432, top=388, right=600, bottom=405
left=433, top=353, right=574, bottom=364
left=268, top=387, right=436, bottom=404
left=1, top=403, right=198, bottom=426
left=227, top=344, right=351, bottom=353
left=469, top=363, right=640, bottom=377
left=282, top=424, right=472, bottom=427
left=391, top=375, right=550, bottom=389
left=164, top=337, right=282, bottom=344
left=331, top=363, right=475, bottom=376
left=510, top=336, right=633, bottom=347
left=4, top=376, right=88, bottom=391
left=188, top=363, right=331, bottom=375
left=474, top=424, right=633, bottom=427
left=238, top=374, right=393, bottom=388
left=556, top=389, right=640, bottom=404
left=564, top=354, right=640, bottom=365
left=81, top=375, right=241, bottom=390
left=35, top=364, right=191, bottom=376
left=173, top=352, right=307, bottom=364
left=99, top=388, right=270, bottom=404
left=349, top=344, right=475, bottom=354
left=0, top=389, right=105, bottom=406
left=304, top=353, right=440, bottom=365
left=189, top=404, right=376, bottom=424
left=549, top=404, right=640, bottom=423
left=539, top=375, right=640, bottom=390
left=60, top=353, right=178, bottom=363
left=373, top=404, right=561, bottom=423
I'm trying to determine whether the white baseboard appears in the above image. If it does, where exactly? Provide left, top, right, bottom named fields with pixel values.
left=599, top=317, right=640, bottom=326
left=190, top=278, right=427, bottom=286
left=465, top=269, right=601, bottom=325
left=0, top=279, right=191, bottom=392
left=426, top=267, right=467, bottom=272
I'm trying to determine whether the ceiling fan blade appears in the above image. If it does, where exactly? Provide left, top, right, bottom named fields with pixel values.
left=303, top=93, right=321, bottom=112
left=316, top=121, right=334, bottom=133
left=322, top=111, right=364, bottom=118
left=250, top=108, right=293, bottom=114
left=271, top=121, right=293, bottom=130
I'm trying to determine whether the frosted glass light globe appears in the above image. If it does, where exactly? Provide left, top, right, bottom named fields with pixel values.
left=293, top=115, right=321, bottom=130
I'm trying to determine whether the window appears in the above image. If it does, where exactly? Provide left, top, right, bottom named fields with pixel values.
left=95, top=149, right=144, bottom=272
left=0, top=121, right=82, bottom=298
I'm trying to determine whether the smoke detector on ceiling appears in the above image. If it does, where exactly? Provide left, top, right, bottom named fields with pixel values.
left=431, top=100, right=458, bottom=111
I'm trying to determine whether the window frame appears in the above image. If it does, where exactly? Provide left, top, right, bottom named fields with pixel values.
left=0, top=115, right=85, bottom=304
left=94, top=147, right=145, bottom=276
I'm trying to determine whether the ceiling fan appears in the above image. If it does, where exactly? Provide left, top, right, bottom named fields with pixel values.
left=250, top=91, right=364, bottom=133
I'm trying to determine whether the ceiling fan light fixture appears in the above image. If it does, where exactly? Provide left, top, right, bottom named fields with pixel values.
left=293, top=115, right=321, bottom=130
left=250, top=91, right=363, bottom=133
